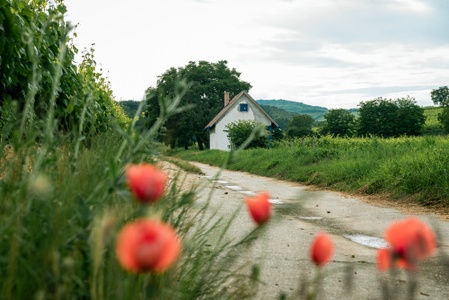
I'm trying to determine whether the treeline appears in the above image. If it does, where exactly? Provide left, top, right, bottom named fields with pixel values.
left=138, top=57, right=448, bottom=150
left=225, top=96, right=434, bottom=150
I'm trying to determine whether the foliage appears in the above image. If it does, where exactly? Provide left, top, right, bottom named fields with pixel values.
left=143, top=60, right=252, bottom=150
left=431, top=86, right=449, bottom=106
left=77, top=47, right=130, bottom=135
left=422, top=106, right=444, bottom=135
left=0, top=0, right=128, bottom=141
left=321, top=108, right=356, bottom=137
left=286, top=114, right=315, bottom=138
left=118, top=100, right=146, bottom=130
left=225, top=120, right=270, bottom=149
left=431, top=86, right=449, bottom=133
left=358, top=97, right=425, bottom=137
left=272, top=126, right=284, bottom=141
left=119, top=100, right=144, bottom=119
left=436, top=109, right=449, bottom=134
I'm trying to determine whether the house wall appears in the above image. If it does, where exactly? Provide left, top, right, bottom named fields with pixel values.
left=209, top=94, right=273, bottom=151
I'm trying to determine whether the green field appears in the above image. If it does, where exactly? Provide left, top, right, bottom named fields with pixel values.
left=170, top=134, right=449, bottom=206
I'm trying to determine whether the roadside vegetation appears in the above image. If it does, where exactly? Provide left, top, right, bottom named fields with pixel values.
left=170, top=134, right=449, bottom=206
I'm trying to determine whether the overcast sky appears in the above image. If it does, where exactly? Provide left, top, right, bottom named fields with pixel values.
left=64, top=0, right=449, bottom=108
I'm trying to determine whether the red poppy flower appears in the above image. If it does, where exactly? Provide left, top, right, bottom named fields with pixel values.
left=125, top=164, right=167, bottom=203
left=245, top=191, right=272, bottom=225
left=310, top=232, right=334, bottom=266
left=116, top=219, right=182, bottom=273
left=377, top=217, right=436, bottom=271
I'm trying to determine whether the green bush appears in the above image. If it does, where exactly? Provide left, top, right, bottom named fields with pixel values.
left=224, top=120, right=270, bottom=149
left=358, top=97, right=425, bottom=137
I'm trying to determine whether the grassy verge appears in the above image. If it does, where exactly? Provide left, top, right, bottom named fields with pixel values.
left=161, top=156, right=204, bottom=175
left=169, top=135, right=449, bottom=206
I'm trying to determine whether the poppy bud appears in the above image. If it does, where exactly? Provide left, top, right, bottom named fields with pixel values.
left=310, top=232, right=334, bottom=266
left=125, top=164, right=166, bottom=203
left=245, top=191, right=272, bottom=225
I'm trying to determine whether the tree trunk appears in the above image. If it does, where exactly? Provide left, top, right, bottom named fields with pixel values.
left=196, top=134, right=204, bottom=151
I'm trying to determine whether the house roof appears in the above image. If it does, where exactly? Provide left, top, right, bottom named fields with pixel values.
left=204, top=91, right=279, bottom=129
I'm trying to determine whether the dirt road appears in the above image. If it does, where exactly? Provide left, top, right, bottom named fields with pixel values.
left=178, top=162, right=449, bottom=299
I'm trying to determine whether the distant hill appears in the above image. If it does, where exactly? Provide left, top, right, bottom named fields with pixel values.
left=257, top=99, right=328, bottom=121
left=259, top=105, right=299, bottom=129
left=117, top=100, right=147, bottom=129
left=118, top=100, right=144, bottom=118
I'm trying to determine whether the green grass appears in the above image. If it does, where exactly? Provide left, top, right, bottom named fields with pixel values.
left=170, top=135, right=449, bottom=205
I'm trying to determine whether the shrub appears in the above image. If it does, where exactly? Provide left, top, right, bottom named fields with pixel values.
left=224, top=120, right=270, bottom=149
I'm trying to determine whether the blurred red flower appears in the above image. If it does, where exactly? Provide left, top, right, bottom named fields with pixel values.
left=376, top=248, right=391, bottom=271
left=245, top=191, right=271, bottom=225
left=377, top=217, right=436, bottom=271
left=125, top=164, right=166, bottom=203
left=116, top=219, right=182, bottom=273
left=310, top=232, right=334, bottom=266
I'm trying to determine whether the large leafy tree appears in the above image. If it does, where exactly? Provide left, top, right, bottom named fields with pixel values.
left=431, top=86, right=449, bottom=132
left=321, top=109, right=356, bottom=137
left=286, top=114, right=315, bottom=138
left=144, top=60, right=252, bottom=150
left=358, top=97, right=424, bottom=137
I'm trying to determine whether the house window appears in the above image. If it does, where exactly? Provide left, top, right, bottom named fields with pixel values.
left=239, top=103, right=248, bottom=112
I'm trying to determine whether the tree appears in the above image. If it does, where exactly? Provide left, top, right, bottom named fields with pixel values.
left=321, top=109, right=356, bottom=137
left=143, top=61, right=252, bottom=150
left=358, top=97, right=425, bottom=137
left=431, top=86, right=449, bottom=106
left=286, top=114, right=315, bottom=138
left=431, top=86, right=449, bottom=132
left=395, top=97, right=425, bottom=136
left=224, top=120, right=269, bottom=149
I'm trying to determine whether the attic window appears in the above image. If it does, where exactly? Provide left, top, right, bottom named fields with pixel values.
left=239, top=103, right=248, bottom=112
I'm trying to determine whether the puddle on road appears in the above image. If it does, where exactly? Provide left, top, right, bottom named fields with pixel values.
left=298, top=216, right=323, bottom=220
left=269, top=199, right=284, bottom=204
left=240, top=191, right=257, bottom=196
left=225, top=185, right=244, bottom=191
left=214, top=180, right=229, bottom=184
left=202, top=177, right=285, bottom=204
left=240, top=191, right=284, bottom=204
left=344, top=234, right=389, bottom=249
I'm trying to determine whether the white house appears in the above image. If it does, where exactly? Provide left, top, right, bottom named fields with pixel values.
left=204, top=91, right=278, bottom=151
